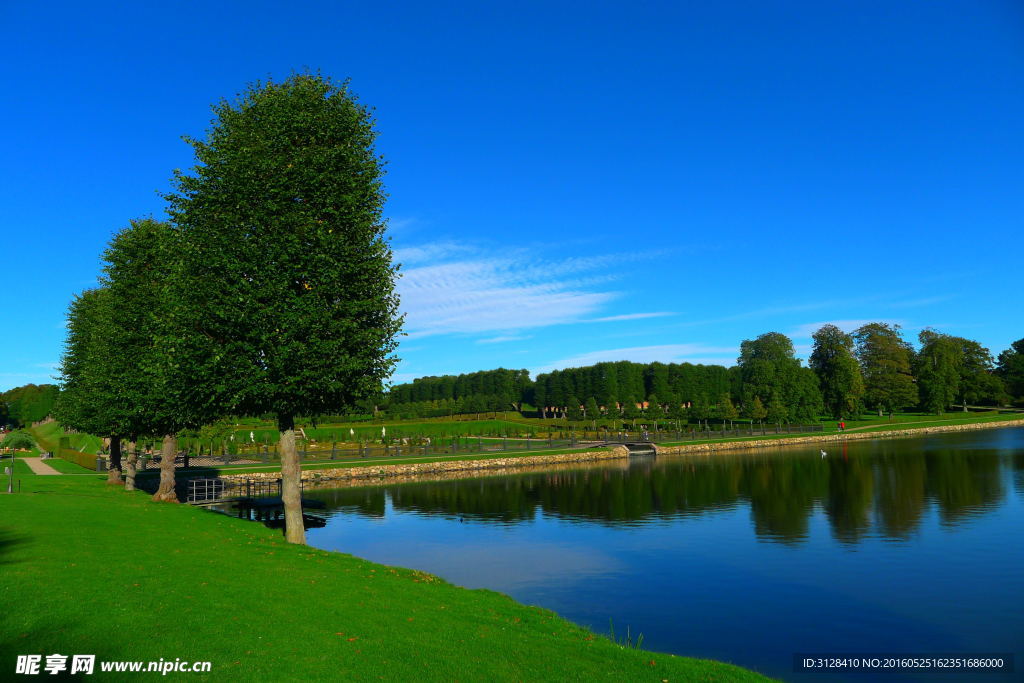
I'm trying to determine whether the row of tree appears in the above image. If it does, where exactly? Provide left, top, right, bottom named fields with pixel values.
left=55, top=73, right=402, bottom=544
left=810, top=324, right=1013, bottom=418
left=387, top=369, right=531, bottom=410
left=383, top=325, right=1021, bottom=421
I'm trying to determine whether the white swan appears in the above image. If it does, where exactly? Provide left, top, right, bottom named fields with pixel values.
left=820, top=450, right=827, bottom=458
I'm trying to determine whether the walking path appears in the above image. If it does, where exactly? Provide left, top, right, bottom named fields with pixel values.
left=21, top=457, right=61, bottom=475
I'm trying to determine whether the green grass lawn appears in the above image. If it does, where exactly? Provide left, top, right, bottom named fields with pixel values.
left=1, top=473, right=768, bottom=681
left=2, top=453, right=35, bottom=476
left=43, top=456, right=100, bottom=474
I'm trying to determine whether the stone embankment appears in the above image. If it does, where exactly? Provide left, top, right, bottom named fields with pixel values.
left=217, top=446, right=630, bottom=486
left=653, top=418, right=1024, bottom=456
left=212, top=418, right=1024, bottom=487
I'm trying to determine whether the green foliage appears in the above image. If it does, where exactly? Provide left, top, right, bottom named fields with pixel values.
left=584, top=397, right=599, bottom=419
left=996, top=338, right=1024, bottom=401
left=534, top=361, right=732, bottom=418
left=0, top=384, right=59, bottom=427
left=165, top=73, right=402, bottom=426
left=622, top=396, right=640, bottom=419
left=916, top=330, right=962, bottom=414
left=853, top=323, right=918, bottom=415
left=738, top=332, right=823, bottom=422
left=747, top=396, right=767, bottom=422
left=55, top=288, right=132, bottom=439
left=1, top=430, right=36, bottom=450
left=719, top=393, right=739, bottom=422
left=765, top=398, right=788, bottom=424
left=950, top=336, right=1004, bottom=408
left=565, top=395, right=583, bottom=421
left=389, top=369, right=531, bottom=413
left=810, top=324, right=864, bottom=419
left=645, top=394, right=661, bottom=420
left=103, top=218, right=189, bottom=437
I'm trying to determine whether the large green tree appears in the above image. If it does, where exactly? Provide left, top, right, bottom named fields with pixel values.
left=738, top=332, right=822, bottom=421
left=100, top=218, right=197, bottom=500
left=853, top=323, right=918, bottom=416
left=915, top=330, right=961, bottom=414
left=949, top=336, right=1005, bottom=409
left=166, top=73, right=402, bottom=544
left=55, top=288, right=130, bottom=484
left=809, top=324, right=864, bottom=419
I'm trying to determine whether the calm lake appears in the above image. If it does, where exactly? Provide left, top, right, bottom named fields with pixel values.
left=265, top=428, right=1024, bottom=680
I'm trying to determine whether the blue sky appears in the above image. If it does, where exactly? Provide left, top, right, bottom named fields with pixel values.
left=3, top=1, right=1022, bottom=392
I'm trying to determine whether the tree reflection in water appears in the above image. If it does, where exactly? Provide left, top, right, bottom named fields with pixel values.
left=307, top=436, right=1012, bottom=545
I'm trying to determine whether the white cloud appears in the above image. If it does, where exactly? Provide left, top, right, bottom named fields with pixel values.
left=535, top=343, right=736, bottom=374
left=396, top=243, right=660, bottom=339
left=790, top=319, right=903, bottom=339
left=393, top=241, right=471, bottom=265
left=587, top=312, right=675, bottom=323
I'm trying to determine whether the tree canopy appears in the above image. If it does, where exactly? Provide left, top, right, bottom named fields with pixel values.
left=165, top=73, right=402, bottom=542
left=810, top=324, right=864, bottom=419
left=996, top=338, right=1024, bottom=402
left=853, top=323, right=918, bottom=415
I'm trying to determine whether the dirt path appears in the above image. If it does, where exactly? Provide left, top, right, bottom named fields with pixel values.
left=21, top=457, right=62, bottom=475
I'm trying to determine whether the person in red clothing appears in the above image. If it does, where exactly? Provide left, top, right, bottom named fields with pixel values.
left=839, top=421, right=846, bottom=431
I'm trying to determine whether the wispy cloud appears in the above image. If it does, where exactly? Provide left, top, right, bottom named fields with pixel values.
left=587, top=312, right=675, bottom=323
left=393, top=241, right=472, bottom=265
left=790, top=319, right=903, bottom=339
left=535, top=343, right=736, bottom=374
left=397, top=243, right=661, bottom=339
left=477, top=335, right=532, bottom=344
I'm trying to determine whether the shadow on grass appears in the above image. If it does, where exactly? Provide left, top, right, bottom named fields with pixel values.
left=0, top=527, right=29, bottom=566
left=0, top=621, right=126, bottom=680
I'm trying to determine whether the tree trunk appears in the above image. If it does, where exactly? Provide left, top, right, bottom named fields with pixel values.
left=279, top=415, right=305, bottom=544
left=151, top=434, right=179, bottom=502
left=124, top=441, right=138, bottom=491
left=106, top=436, right=123, bottom=485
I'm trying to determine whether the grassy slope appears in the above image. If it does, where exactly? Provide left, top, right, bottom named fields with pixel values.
left=0, top=474, right=767, bottom=682
left=30, top=421, right=103, bottom=454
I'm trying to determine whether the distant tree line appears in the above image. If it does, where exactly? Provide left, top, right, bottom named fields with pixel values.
left=382, top=326, right=1021, bottom=422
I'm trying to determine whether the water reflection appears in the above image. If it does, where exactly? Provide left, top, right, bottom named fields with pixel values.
left=307, top=439, right=1009, bottom=545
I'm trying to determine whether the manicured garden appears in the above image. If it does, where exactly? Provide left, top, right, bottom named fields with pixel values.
left=1, top=471, right=768, bottom=681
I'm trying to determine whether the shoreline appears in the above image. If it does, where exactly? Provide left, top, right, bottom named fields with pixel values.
left=210, top=417, right=1024, bottom=489
left=653, top=416, right=1024, bottom=456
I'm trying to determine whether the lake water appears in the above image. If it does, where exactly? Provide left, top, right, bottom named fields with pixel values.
left=275, top=428, right=1023, bottom=680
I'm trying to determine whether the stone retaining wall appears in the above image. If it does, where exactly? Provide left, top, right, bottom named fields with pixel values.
left=216, top=446, right=630, bottom=486
left=653, top=418, right=1024, bottom=457
left=207, top=419, right=1024, bottom=487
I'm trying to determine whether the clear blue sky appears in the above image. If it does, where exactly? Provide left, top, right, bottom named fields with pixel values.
left=3, top=0, right=1022, bottom=392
